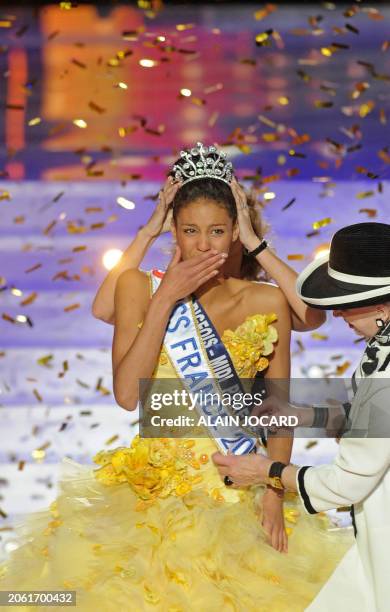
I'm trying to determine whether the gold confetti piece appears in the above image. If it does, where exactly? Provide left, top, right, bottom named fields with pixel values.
left=88, top=101, right=106, bottom=114
left=2, top=313, right=15, bottom=324
left=176, top=23, right=195, bottom=31
left=25, top=263, right=42, bottom=273
left=0, top=21, right=12, bottom=28
left=20, top=292, right=37, bottom=306
left=28, top=117, right=41, bottom=126
left=33, top=388, right=43, bottom=403
left=72, top=245, right=87, bottom=252
left=85, top=206, right=103, bottom=213
left=321, top=47, right=333, bottom=57
left=13, top=216, right=25, bottom=224
left=73, top=119, right=87, bottom=128
left=312, top=217, right=332, bottom=230
left=105, top=434, right=119, bottom=445
left=359, top=101, right=375, bottom=117
left=278, top=96, right=289, bottom=105
left=336, top=361, right=351, bottom=376
left=287, top=254, right=304, bottom=260
left=64, top=303, right=80, bottom=312
left=0, top=190, right=11, bottom=200
left=71, top=58, right=87, bottom=69
left=6, top=103, right=24, bottom=111
left=43, top=220, right=57, bottom=235
left=208, top=111, right=219, bottom=127
left=0, top=508, right=8, bottom=519
left=359, top=208, right=377, bottom=218
left=76, top=379, right=90, bottom=389
left=345, top=22, right=359, bottom=34
left=379, top=109, right=387, bottom=125
left=356, top=191, right=374, bottom=199
left=305, top=440, right=318, bottom=450
left=254, top=4, right=277, bottom=21
left=311, top=332, right=328, bottom=340
left=37, top=354, right=53, bottom=367
left=314, top=100, right=333, bottom=108
left=18, top=460, right=25, bottom=471
left=255, top=29, right=273, bottom=46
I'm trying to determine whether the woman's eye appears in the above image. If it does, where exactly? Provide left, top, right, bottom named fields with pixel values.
left=212, top=229, right=224, bottom=235
left=183, top=228, right=196, bottom=234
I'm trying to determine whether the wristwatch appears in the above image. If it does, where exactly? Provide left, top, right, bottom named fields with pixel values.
left=267, top=461, right=287, bottom=490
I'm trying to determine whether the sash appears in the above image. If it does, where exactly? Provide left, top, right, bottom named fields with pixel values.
left=149, top=269, right=259, bottom=455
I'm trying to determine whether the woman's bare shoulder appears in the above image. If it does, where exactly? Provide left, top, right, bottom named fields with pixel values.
left=116, top=269, right=150, bottom=301
left=239, top=279, right=289, bottom=314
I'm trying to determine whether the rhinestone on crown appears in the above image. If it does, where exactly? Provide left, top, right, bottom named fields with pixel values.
left=172, top=142, right=234, bottom=186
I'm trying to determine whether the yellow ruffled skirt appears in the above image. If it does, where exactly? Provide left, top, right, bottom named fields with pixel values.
left=0, top=437, right=352, bottom=612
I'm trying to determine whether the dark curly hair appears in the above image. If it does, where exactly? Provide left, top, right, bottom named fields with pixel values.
left=168, top=178, right=269, bottom=282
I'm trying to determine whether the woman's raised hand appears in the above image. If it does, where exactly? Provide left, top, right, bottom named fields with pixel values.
left=158, top=246, right=227, bottom=305
left=231, top=176, right=259, bottom=251
left=143, top=176, right=182, bottom=239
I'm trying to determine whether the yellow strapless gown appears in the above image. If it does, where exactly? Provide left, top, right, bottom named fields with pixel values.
left=0, top=315, right=352, bottom=612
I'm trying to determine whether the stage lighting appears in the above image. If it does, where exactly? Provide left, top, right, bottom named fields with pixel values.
left=103, top=249, right=123, bottom=270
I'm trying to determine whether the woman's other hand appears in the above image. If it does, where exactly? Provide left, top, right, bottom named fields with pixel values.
left=143, top=177, right=182, bottom=239
left=231, top=176, right=259, bottom=252
left=261, top=487, right=288, bottom=553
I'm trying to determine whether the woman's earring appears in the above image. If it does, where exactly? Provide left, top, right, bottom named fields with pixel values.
left=376, top=318, right=385, bottom=329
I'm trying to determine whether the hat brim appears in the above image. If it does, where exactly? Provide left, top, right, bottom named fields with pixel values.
left=297, top=255, right=390, bottom=310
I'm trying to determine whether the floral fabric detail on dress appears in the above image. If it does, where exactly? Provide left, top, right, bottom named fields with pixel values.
left=93, top=436, right=203, bottom=505
left=222, top=313, right=278, bottom=377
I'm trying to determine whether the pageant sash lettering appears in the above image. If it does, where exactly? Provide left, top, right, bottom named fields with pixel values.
left=149, top=269, right=257, bottom=455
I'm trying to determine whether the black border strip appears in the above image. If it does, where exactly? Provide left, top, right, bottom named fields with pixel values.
left=297, top=466, right=318, bottom=514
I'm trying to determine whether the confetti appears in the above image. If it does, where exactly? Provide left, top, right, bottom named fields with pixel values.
left=37, top=354, right=54, bottom=367
left=20, top=292, right=37, bottom=306
left=64, top=303, right=80, bottom=312
left=88, top=101, right=106, bottom=114
left=311, top=332, right=328, bottom=340
left=312, top=217, right=332, bottom=230
left=287, top=254, right=305, bottom=260
left=25, top=263, right=42, bottom=273
left=33, top=389, right=43, bottom=403
left=359, top=209, right=377, bottom=218
left=336, top=361, right=351, bottom=376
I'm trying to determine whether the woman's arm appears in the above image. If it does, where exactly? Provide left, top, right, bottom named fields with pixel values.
left=112, top=268, right=174, bottom=410
left=256, top=248, right=326, bottom=332
left=231, top=177, right=326, bottom=332
left=92, top=177, right=181, bottom=324
left=113, top=249, right=227, bottom=410
left=93, top=228, right=156, bottom=324
left=251, top=285, right=292, bottom=553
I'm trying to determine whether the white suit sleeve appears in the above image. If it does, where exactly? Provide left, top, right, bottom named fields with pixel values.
left=296, top=437, right=390, bottom=514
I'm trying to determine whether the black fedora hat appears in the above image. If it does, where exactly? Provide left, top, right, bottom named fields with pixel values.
left=297, top=222, right=390, bottom=310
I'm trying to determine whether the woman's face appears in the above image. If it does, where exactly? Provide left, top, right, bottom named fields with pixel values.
left=171, top=198, right=239, bottom=260
left=333, top=303, right=389, bottom=338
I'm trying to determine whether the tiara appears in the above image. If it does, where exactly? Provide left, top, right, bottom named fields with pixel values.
left=172, top=142, right=234, bottom=186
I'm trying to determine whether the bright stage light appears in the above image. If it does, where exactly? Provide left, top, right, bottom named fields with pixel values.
left=103, top=249, right=123, bottom=270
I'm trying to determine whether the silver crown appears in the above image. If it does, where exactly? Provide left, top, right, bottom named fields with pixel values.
left=172, top=142, right=234, bottom=186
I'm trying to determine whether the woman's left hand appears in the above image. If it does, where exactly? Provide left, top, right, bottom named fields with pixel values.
left=212, top=451, right=271, bottom=487
left=231, top=176, right=259, bottom=251
left=261, top=488, right=288, bottom=553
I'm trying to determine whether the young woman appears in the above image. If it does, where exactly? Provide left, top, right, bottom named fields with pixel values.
left=0, top=145, right=351, bottom=611
left=213, top=222, right=390, bottom=611
left=92, top=171, right=325, bottom=333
